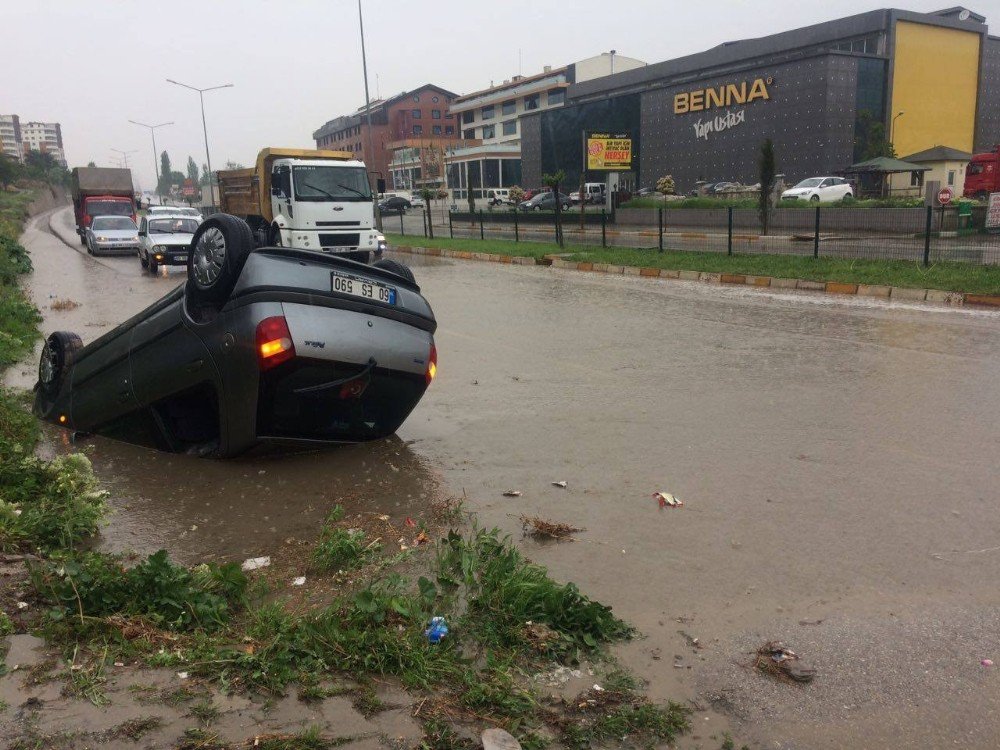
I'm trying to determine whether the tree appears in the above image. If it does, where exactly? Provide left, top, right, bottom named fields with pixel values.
left=420, top=188, right=435, bottom=239
left=656, top=175, right=676, bottom=196
left=223, top=160, right=245, bottom=170
left=854, top=110, right=896, bottom=162
left=508, top=186, right=525, bottom=205
left=186, top=156, right=199, bottom=184
left=542, top=170, right=566, bottom=247
left=0, top=154, right=22, bottom=188
left=159, top=151, right=172, bottom=194
left=758, top=139, right=776, bottom=236
left=200, top=163, right=210, bottom=186
left=86, top=161, right=96, bottom=168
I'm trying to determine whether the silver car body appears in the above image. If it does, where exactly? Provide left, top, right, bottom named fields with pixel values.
left=138, top=214, right=198, bottom=267
left=85, top=216, right=140, bottom=256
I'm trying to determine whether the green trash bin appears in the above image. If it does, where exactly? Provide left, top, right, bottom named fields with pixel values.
left=957, top=199, right=972, bottom=231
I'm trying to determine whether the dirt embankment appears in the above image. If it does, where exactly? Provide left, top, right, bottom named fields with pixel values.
left=26, top=185, right=69, bottom=215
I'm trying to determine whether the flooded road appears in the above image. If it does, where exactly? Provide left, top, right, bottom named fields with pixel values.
left=16, top=206, right=1000, bottom=748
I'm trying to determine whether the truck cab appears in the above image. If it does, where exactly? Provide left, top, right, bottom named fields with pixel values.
left=964, top=146, right=1000, bottom=201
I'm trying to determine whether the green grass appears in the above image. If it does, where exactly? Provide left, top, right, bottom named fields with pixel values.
left=388, top=234, right=1000, bottom=295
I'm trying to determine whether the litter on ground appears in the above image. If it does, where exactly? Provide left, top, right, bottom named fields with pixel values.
left=552, top=481, right=568, bottom=488
left=482, top=727, right=523, bottom=750
left=241, top=556, right=271, bottom=572
left=291, top=576, right=306, bottom=586
left=519, top=514, right=584, bottom=540
left=503, top=490, right=523, bottom=497
left=754, top=641, right=816, bottom=683
left=653, top=491, right=683, bottom=508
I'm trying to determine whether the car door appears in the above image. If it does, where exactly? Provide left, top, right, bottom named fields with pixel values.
left=817, top=179, right=836, bottom=201
left=138, top=217, right=148, bottom=259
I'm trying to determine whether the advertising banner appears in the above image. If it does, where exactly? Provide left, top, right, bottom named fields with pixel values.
left=987, top=193, right=1000, bottom=232
left=586, top=132, right=632, bottom=171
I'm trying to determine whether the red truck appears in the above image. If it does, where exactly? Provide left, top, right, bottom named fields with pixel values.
left=71, top=167, right=136, bottom=244
left=964, top=145, right=1000, bottom=201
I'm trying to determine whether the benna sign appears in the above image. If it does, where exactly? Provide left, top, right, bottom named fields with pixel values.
left=674, top=77, right=772, bottom=114
left=587, top=132, right=633, bottom=170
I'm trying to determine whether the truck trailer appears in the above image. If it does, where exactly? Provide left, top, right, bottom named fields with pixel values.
left=217, top=148, right=384, bottom=262
left=71, top=167, right=136, bottom=244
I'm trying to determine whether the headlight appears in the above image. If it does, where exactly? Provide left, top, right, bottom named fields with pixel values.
left=96, top=236, right=108, bottom=242
left=153, top=245, right=164, bottom=252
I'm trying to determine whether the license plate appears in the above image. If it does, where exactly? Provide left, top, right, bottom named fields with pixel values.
left=175, top=255, right=187, bottom=262
left=331, top=272, right=396, bottom=304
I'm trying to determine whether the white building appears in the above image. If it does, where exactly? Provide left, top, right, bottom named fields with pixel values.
left=0, top=115, right=23, bottom=163
left=21, top=121, right=66, bottom=166
left=445, top=52, right=645, bottom=200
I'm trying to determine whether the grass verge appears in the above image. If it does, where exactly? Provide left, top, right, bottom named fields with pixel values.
left=387, top=233, right=1000, bottom=295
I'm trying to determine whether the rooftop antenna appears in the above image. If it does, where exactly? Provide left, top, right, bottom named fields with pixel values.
left=376, top=73, right=381, bottom=100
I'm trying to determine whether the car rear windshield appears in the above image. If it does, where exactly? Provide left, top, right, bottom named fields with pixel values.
left=793, top=178, right=824, bottom=188
left=91, top=217, right=136, bottom=231
left=88, top=200, right=132, bottom=216
left=149, top=218, right=199, bottom=234
left=293, top=166, right=372, bottom=202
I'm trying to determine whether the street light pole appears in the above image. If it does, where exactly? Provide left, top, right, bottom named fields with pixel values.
left=129, top=120, right=173, bottom=205
left=110, top=149, right=137, bottom=169
left=166, top=79, right=233, bottom=203
left=358, top=0, right=382, bottom=231
left=890, top=111, right=905, bottom=150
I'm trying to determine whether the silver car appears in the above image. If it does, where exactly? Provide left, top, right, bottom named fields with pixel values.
left=85, top=216, right=140, bottom=257
left=138, top=215, right=200, bottom=273
left=35, top=213, right=436, bottom=458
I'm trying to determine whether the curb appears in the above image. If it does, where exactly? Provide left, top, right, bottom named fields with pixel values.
left=391, top=243, right=999, bottom=309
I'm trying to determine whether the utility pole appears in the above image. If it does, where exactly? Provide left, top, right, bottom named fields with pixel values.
left=129, top=120, right=173, bottom=205
left=110, top=148, right=137, bottom=169
left=358, top=0, right=382, bottom=231
left=166, top=79, right=233, bottom=202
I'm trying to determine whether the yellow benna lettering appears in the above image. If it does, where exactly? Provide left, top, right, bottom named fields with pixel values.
left=674, top=77, right=770, bottom=114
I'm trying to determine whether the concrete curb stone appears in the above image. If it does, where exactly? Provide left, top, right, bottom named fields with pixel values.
left=771, top=278, right=798, bottom=289
left=857, top=284, right=891, bottom=298
left=891, top=287, right=928, bottom=301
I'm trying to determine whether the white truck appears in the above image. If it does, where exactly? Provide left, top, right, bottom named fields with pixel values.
left=217, top=148, right=385, bottom=262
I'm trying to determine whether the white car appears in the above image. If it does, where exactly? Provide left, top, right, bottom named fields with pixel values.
left=137, top=214, right=200, bottom=274
left=85, top=216, right=140, bottom=257
left=782, top=177, right=853, bottom=202
left=409, top=194, right=427, bottom=209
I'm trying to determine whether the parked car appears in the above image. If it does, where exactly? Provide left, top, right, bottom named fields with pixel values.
left=781, top=177, right=853, bottom=202
left=85, top=216, right=140, bottom=257
left=138, top=214, right=200, bottom=274
left=635, top=187, right=658, bottom=197
left=705, top=181, right=740, bottom=195
left=487, top=188, right=513, bottom=206
left=34, top=214, right=436, bottom=458
left=174, top=206, right=204, bottom=221
left=379, top=196, right=411, bottom=214
left=409, top=194, right=426, bottom=209
left=518, top=191, right=572, bottom=212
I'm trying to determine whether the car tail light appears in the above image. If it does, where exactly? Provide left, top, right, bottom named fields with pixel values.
left=426, top=343, right=437, bottom=385
left=256, top=316, right=295, bottom=370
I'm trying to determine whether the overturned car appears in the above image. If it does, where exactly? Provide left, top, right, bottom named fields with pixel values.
left=35, top=214, right=437, bottom=457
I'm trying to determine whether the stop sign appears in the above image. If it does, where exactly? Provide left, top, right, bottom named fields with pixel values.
left=938, top=186, right=954, bottom=205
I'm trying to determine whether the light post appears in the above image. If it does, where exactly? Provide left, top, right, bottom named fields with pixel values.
left=110, top=148, right=137, bottom=169
left=165, top=79, right=232, bottom=201
left=129, top=120, right=173, bottom=205
left=890, top=111, right=905, bottom=148
left=358, top=0, right=382, bottom=231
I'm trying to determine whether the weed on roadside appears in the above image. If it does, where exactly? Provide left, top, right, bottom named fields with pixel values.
left=177, top=727, right=229, bottom=750
left=249, top=726, right=356, bottom=749
left=105, top=716, right=163, bottom=741
left=188, top=698, right=220, bottom=724
left=561, top=684, right=690, bottom=749
left=311, top=506, right=381, bottom=572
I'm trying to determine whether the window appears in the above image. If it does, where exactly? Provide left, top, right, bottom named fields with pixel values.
left=445, top=125, right=454, bottom=135
left=412, top=109, right=421, bottom=118
left=463, top=128, right=475, bottom=139
left=432, top=95, right=439, bottom=103
left=433, top=125, right=442, bottom=135
left=502, top=100, right=516, bottom=116
left=413, top=125, right=423, bottom=135
left=446, top=113, right=454, bottom=119
left=462, top=111, right=474, bottom=124
left=524, top=94, right=539, bottom=110
left=910, top=171, right=924, bottom=187
left=947, top=170, right=955, bottom=186
left=502, top=120, right=517, bottom=136
left=481, top=105, right=494, bottom=120
left=412, top=95, right=420, bottom=102
left=432, top=109, right=441, bottom=119
left=482, top=124, right=495, bottom=139
left=547, top=89, right=565, bottom=105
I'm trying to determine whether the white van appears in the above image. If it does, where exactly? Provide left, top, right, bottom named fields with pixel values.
left=487, top=188, right=513, bottom=206
left=583, top=183, right=606, bottom=204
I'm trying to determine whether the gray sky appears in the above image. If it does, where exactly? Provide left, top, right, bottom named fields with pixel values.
left=3, top=0, right=959, bottom=189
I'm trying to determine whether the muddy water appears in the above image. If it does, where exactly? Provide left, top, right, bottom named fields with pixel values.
left=16, top=207, right=1000, bottom=748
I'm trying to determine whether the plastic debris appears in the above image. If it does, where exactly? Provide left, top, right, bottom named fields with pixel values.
left=291, top=576, right=306, bottom=586
left=404, top=517, right=416, bottom=527
left=482, top=727, right=522, bottom=750
left=754, top=641, right=816, bottom=683
left=653, top=491, right=683, bottom=508
left=552, top=481, right=567, bottom=488
left=982, top=659, right=994, bottom=667
left=113, top=661, right=124, bottom=667
left=503, top=490, right=523, bottom=497
left=425, top=616, right=448, bottom=644
left=176, top=671, right=189, bottom=679
left=16, top=601, right=28, bottom=610
left=414, top=531, right=430, bottom=546
left=241, top=556, right=271, bottom=572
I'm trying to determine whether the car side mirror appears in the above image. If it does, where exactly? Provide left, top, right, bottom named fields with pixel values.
left=271, top=186, right=283, bottom=197
left=138, top=230, right=146, bottom=237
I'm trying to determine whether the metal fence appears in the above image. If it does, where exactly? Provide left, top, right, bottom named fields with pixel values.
left=389, top=205, right=1000, bottom=266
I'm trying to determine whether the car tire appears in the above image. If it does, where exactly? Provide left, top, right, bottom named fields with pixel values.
left=140, top=250, right=148, bottom=269
left=79, top=234, right=87, bottom=246
left=38, top=331, right=83, bottom=397
left=533, top=206, right=541, bottom=212
left=844, top=192, right=854, bottom=200
left=810, top=194, right=820, bottom=202
left=186, top=213, right=254, bottom=305
left=372, top=258, right=416, bottom=284
left=149, top=256, right=159, bottom=274
left=562, top=203, right=570, bottom=211
left=86, top=240, right=93, bottom=255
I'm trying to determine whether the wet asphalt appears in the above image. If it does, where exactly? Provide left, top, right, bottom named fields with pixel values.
left=11, top=206, right=1000, bottom=749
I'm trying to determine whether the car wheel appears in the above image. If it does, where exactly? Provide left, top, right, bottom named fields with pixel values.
left=810, top=194, right=820, bottom=202
left=562, top=203, right=570, bottom=210
left=149, top=256, right=159, bottom=274
left=86, top=239, right=93, bottom=255
left=139, top=249, right=148, bottom=268
left=372, top=258, right=416, bottom=284
left=79, top=234, right=87, bottom=246
left=186, top=213, right=254, bottom=305
left=38, top=331, right=83, bottom=397
left=844, top=192, right=854, bottom=200
left=533, top=206, right=541, bottom=212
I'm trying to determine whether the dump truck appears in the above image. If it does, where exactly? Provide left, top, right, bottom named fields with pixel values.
left=217, top=148, right=384, bottom=262
left=71, top=167, right=136, bottom=244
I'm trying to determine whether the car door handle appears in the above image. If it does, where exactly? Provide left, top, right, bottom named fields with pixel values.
left=185, top=359, right=204, bottom=373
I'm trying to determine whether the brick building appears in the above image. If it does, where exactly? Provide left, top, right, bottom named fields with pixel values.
left=312, top=84, right=458, bottom=187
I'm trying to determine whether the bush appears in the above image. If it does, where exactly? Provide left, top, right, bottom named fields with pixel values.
left=655, top=175, right=676, bottom=195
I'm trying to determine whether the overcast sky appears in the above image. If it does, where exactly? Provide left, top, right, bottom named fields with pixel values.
left=2, top=0, right=961, bottom=188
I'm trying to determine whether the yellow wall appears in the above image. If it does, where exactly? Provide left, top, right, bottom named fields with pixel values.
left=888, top=160, right=968, bottom=196
left=891, top=21, right=980, bottom=157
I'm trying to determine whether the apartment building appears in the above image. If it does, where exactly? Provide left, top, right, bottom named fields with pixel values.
left=21, top=121, right=66, bottom=166
left=0, top=115, right=23, bottom=163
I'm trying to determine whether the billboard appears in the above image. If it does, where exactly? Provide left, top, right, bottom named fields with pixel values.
left=586, top=132, right=632, bottom=171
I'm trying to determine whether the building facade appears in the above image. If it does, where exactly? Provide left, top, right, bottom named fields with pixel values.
left=520, top=7, right=1000, bottom=194
left=445, top=52, right=645, bottom=200
left=21, top=121, right=66, bottom=166
left=0, top=115, right=23, bottom=163
left=312, top=84, right=458, bottom=188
